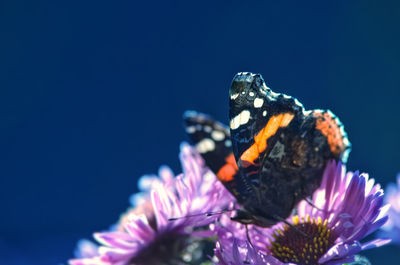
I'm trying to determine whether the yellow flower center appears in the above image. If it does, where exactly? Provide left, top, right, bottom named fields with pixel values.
left=268, top=215, right=336, bottom=265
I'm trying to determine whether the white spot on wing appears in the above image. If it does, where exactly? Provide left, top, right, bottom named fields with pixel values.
left=262, top=110, right=267, bottom=116
left=249, top=92, right=255, bottom=97
left=204, top=126, right=212, bottom=133
left=186, top=126, right=196, bottom=134
left=294, top=98, right=303, bottom=108
left=196, top=139, right=215, bottom=153
left=272, top=92, right=281, bottom=100
left=230, top=110, right=251, bottom=130
left=253, top=98, right=264, bottom=108
left=225, top=140, right=232, bottom=147
left=211, top=130, right=225, bottom=141
left=230, top=93, right=239, bottom=100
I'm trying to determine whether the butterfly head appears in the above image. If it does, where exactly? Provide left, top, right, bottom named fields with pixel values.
left=229, top=72, right=268, bottom=113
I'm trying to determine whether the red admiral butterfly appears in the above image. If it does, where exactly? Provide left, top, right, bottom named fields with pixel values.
left=184, top=72, right=351, bottom=227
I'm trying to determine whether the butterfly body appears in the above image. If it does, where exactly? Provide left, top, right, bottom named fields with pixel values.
left=184, top=72, right=351, bottom=227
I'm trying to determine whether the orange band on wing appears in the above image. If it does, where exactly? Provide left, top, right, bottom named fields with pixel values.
left=313, top=111, right=344, bottom=155
left=240, top=112, right=294, bottom=166
left=217, top=153, right=239, bottom=182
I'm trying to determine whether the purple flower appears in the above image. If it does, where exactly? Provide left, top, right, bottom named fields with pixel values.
left=213, top=224, right=283, bottom=265
left=379, top=174, right=400, bottom=245
left=74, top=239, right=100, bottom=259
left=214, top=161, right=390, bottom=265
left=214, top=239, right=271, bottom=265
left=69, top=143, right=232, bottom=265
left=129, top=166, right=176, bottom=208
left=115, top=166, right=176, bottom=232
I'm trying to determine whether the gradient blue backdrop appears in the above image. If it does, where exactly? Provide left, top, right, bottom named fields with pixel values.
left=1, top=1, right=400, bottom=264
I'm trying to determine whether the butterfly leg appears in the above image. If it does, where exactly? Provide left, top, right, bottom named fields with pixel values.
left=245, top=224, right=254, bottom=247
left=304, top=197, right=328, bottom=213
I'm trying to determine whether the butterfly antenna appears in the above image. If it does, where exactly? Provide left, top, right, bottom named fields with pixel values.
left=168, top=208, right=235, bottom=221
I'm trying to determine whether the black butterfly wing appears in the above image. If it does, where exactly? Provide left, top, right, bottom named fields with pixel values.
left=228, top=72, right=351, bottom=219
left=229, top=73, right=304, bottom=187
left=183, top=111, right=249, bottom=202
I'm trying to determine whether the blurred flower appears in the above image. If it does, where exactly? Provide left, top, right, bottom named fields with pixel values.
left=379, top=174, right=400, bottom=245
left=74, top=239, right=99, bottom=259
left=69, top=143, right=232, bottom=265
left=128, top=166, right=176, bottom=208
left=115, top=166, right=175, bottom=232
left=214, top=161, right=390, bottom=265
left=214, top=239, right=269, bottom=265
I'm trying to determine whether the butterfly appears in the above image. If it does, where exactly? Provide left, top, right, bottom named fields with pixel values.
left=184, top=72, right=351, bottom=227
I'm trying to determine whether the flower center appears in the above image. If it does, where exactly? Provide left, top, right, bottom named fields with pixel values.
left=269, top=215, right=336, bottom=265
left=129, top=233, right=188, bottom=265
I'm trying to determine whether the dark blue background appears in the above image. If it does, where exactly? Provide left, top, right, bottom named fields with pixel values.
left=1, top=1, right=399, bottom=264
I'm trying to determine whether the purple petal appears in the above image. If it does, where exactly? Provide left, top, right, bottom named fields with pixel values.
left=94, top=232, right=137, bottom=249
left=319, top=241, right=362, bottom=264
left=322, top=256, right=355, bottom=265
left=124, top=216, right=154, bottom=242
left=98, top=246, right=136, bottom=263
left=150, top=189, right=169, bottom=229
left=74, top=239, right=99, bottom=259
left=363, top=216, right=389, bottom=238
left=231, top=239, right=241, bottom=262
left=361, top=238, right=391, bottom=250
left=69, top=257, right=111, bottom=265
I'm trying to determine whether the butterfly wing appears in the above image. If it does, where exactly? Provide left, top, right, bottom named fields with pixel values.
left=183, top=72, right=352, bottom=227
left=228, top=72, right=351, bottom=221
left=183, top=111, right=250, bottom=202
left=229, top=73, right=304, bottom=186
left=310, top=109, right=351, bottom=163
